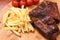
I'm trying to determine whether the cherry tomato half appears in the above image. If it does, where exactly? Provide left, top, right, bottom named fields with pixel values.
left=26, top=0, right=33, bottom=6
left=12, top=0, right=19, bottom=7
left=33, top=0, right=39, bottom=4
left=19, top=0, right=26, bottom=7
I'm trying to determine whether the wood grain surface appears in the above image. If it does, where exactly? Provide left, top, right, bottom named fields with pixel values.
left=0, top=0, right=11, bottom=10
left=0, top=0, right=60, bottom=40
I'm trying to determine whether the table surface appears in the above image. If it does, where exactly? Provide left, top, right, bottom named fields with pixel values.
left=0, top=0, right=11, bottom=10
left=0, top=0, right=60, bottom=40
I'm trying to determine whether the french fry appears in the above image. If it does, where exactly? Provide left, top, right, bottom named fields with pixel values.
left=3, top=11, right=9, bottom=24
left=3, top=6, right=34, bottom=36
left=5, top=26, right=18, bottom=30
left=18, top=28, right=21, bottom=33
left=12, top=30, right=21, bottom=36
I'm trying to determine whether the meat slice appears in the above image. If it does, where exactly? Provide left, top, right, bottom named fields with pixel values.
left=29, top=2, right=59, bottom=40
left=31, top=17, right=59, bottom=40
left=29, top=7, right=55, bottom=24
left=40, top=1, right=60, bottom=21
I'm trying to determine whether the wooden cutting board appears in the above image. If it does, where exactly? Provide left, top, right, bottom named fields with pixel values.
left=0, top=0, right=60, bottom=40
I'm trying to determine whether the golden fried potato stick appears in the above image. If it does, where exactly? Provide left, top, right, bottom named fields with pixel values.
left=3, top=11, right=9, bottom=24
left=18, top=28, right=21, bottom=33
left=10, top=7, right=23, bottom=21
left=28, top=23, right=34, bottom=32
left=5, top=26, right=18, bottom=30
left=3, top=6, right=34, bottom=36
left=12, top=30, right=21, bottom=37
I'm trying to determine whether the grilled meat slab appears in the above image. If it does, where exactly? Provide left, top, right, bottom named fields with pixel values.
left=40, top=1, right=60, bottom=21
left=29, top=1, right=59, bottom=40
left=33, top=18, right=59, bottom=40
left=29, top=7, right=55, bottom=24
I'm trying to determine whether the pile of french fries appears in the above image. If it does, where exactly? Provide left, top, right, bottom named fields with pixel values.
left=3, top=6, right=34, bottom=36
